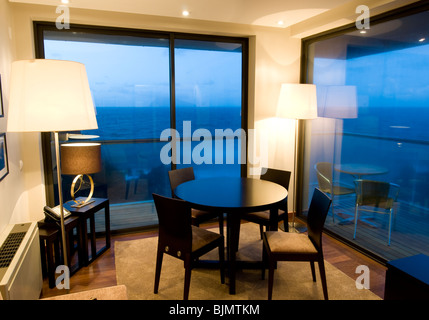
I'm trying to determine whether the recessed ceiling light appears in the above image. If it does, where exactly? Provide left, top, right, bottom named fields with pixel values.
left=182, top=10, right=190, bottom=17
left=360, top=30, right=367, bottom=34
left=419, top=38, right=426, bottom=42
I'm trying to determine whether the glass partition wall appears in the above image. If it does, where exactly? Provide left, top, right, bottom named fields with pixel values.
left=301, top=3, right=429, bottom=263
left=35, top=23, right=247, bottom=233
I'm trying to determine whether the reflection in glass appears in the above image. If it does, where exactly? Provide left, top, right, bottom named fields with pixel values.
left=302, top=8, right=429, bottom=261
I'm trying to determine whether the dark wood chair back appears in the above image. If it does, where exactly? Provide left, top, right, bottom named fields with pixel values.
left=152, top=193, right=192, bottom=258
left=168, top=167, right=195, bottom=198
left=260, top=168, right=291, bottom=211
left=306, top=188, right=332, bottom=252
left=260, top=168, right=291, bottom=190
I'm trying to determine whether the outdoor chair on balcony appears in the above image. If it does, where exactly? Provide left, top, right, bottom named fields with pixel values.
left=353, top=179, right=400, bottom=246
left=315, top=162, right=355, bottom=223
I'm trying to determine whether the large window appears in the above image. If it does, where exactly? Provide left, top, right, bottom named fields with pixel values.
left=35, top=23, right=248, bottom=232
left=174, top=39, right=244, bottom=177
left=301, top=3, right=429, bottom=263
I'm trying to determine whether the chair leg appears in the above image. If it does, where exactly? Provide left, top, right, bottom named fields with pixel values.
left=267, top=261, right=275, bottom=300
left=259, top=225, right=264, bottom=239
left=388, top=209, right=393, bottom=246
left=310, top=261, right=316, bottom=282
left=353, top=204, right=359, bottom=239
left=184, top=257, right=192, bottom=300
left=261, top=242, right=267, bottom=280
left=318, top=258, right=329, bottom=300
left=219, top=213, right=224, bottom=236
left=219, top=241, right=225, bottom=284
left=125, top=180, right=130, bottom=200
left=154, top=248, right=163, bottom=294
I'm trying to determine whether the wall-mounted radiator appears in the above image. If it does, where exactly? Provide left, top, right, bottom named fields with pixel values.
left=0, top=222, right=42, bottom=300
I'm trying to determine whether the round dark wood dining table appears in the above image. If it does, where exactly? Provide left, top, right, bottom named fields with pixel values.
left=174, top=176, right=288, bottom=294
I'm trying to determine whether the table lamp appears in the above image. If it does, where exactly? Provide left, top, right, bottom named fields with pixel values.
left=276, top=83, right=318, bottom=232
left=61, top=142, right=101, bottom=208
left=7, top=59, right=98, bottom=278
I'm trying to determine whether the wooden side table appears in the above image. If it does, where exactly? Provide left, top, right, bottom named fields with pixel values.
left=38, top=215, right=83, bottom=286
left=38, top=221, right=61, bottom=288
left=64, top=197, right=110, bottom=266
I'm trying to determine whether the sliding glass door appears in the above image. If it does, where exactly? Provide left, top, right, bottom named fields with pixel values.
left=301, top=2, right=429, bottom=262
left=35, top=23, right=247, bottom=232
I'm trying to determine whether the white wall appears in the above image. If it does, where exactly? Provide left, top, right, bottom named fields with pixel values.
left=0, top=0, right=44, bottom=234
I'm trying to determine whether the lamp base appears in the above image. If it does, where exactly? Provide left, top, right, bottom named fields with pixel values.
left=70, top=174, right=96, bottom=208
left=288, top=221, right=307, bottom=233
left=71, top=199, right=95, bottom=208
left=281, top=213, right=308, bottom=233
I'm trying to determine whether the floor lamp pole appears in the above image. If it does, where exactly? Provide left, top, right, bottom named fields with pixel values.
left=54, top=132, right=69, bottom=287
left=291, top=119, right=307, bottom=233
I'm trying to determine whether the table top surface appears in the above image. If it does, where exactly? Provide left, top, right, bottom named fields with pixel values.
left=64, top=197, right=109, bottom=213
left=174, top=177, right=287, bottom=212
left=334, top=163, right=388, bottom=176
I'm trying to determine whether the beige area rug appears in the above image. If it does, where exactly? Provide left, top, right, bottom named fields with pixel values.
left=115, top=223, right=381, bottom=300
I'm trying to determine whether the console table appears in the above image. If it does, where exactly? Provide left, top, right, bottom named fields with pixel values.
left=64, top=197, right=110, bottom=266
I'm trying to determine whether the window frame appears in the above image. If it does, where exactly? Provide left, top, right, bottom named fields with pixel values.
left=33, top=21, right=249, bottom=207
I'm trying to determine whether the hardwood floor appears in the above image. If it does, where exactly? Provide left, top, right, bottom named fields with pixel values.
left=39, top=220, right=386, bottom=299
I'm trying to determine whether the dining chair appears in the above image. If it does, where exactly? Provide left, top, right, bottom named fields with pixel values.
left=152, top=193, right=225, bottom=300
left=168, top=167, right=224, bottom=235
left=242, top=168, right=291, bottom=237
left=353, top=179, right=400, bottom=246
left=262, top=188, right=332, bottom=300
left=314, top=162, right=355, bottom=223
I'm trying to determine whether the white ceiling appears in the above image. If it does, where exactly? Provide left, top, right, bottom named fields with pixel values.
left=9, top=0, right=355, bottom=28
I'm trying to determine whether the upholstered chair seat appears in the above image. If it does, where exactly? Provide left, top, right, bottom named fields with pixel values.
left=264, top=232, right=318, bottom=254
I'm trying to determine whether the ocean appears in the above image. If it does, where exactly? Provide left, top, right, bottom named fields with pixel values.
left=85, top=106, right=243, bottom=202
left=86, top=106, right=242, bottom=141
left=84, top=105, right=429, bottom=206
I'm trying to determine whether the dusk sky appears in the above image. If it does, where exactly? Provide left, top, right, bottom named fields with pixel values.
left=44, top=39, right=242, bottom=108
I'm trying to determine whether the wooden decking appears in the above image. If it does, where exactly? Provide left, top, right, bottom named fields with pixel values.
left=92, top=195, right=429, bottom=263
left=93, top=201, right=158, bottom=233
left=325, top=194, right=429, bottom=262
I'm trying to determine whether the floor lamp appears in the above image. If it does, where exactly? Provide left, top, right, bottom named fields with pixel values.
left=276, top=83, right=318, bottom=232
left=7, top=59, right=98, bottom=284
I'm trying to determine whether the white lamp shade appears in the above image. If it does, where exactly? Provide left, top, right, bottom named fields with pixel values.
left=276, top=83, right=318, bottom=120
left=7, top=59, right=98, bottom=132
left=318, top=85, right=357, bottom=119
